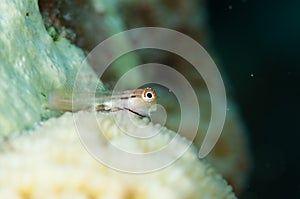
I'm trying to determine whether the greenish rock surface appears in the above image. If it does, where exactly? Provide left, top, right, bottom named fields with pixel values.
left=0, top=0, right=101, bottom=136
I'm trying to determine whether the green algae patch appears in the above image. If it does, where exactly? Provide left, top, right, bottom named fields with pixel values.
left=0, top=0, right=102, bottom=137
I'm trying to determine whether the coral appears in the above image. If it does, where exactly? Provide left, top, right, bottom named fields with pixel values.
left=0, top=112, right=236, bottom=199
left=0, top=0, right=101, bottom=137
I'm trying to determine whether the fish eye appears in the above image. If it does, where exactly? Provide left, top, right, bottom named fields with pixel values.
left=146, top=92, right=153, bottom=98
left=142, top=88, right=157, bottom=102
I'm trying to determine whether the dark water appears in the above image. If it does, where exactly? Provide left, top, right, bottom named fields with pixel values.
left=207, top=0, right=300, bottom=198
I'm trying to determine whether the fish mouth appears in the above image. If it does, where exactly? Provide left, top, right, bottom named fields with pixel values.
left=124, top=108, right=147, bottom=118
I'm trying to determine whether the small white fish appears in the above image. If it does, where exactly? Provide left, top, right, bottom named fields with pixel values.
left=48, top=88, right=157, bottom=117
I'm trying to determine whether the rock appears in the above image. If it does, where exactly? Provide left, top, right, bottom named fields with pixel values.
left=0, top=0, right=102, bottom=137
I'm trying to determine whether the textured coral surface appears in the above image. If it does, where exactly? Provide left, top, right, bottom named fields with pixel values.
left=0, top=112, right=236, bottom=199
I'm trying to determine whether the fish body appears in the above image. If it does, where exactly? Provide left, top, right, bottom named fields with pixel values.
left=49, top=88, right=157, bottom=117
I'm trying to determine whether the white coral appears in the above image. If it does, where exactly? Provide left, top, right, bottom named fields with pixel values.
left=0, top=112, right=236, bottom=199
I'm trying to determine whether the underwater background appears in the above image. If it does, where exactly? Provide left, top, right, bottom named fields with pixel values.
left=208, top=0, right=300, bottom=198
left=0, top=0, right=298, bottom=198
